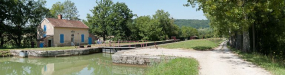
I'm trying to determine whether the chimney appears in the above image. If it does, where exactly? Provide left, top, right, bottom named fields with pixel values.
left=57, top=14, right=62, bottom=19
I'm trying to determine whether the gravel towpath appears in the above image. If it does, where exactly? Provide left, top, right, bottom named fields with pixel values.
left=119, top=41, right=271, bottom=75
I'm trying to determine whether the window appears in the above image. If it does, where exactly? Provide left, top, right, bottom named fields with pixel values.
left=81, top=34, right=84, bottom=42
left=60, top=34, right=64, bottom=43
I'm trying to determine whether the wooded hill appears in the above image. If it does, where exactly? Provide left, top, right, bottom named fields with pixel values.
left=174, top=19, right=210, bottom=29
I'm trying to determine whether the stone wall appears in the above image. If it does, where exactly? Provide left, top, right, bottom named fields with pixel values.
left=112, top=51, right=176, bottom=65
left=9, top=39, right=181, bottom=58
left=10, top=48, right=101, bottom=57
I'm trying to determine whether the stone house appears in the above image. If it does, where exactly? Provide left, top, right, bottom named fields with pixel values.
left=37, top=15, right=90, bottom=47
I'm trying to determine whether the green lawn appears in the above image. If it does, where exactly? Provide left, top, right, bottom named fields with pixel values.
left=145, top=58, right=199, bottom=75
left=229, top=46, right=285, bottom=75
left=160, top=38, right=224, bottom=50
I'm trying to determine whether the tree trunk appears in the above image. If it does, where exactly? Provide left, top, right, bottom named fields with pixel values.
left=237, top=33, right=243, bottom=50
left=16, top=35, right=21, bottom=47
left=103, top=32, right=106, bottom=42
left=243, top=30, right=250, bottom=52
left=252, top=24, right=256, bottom=52
left=0, top=38, right=3, bottom=48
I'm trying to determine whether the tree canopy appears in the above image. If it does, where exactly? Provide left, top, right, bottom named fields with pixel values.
left=174, top=19, right=210, bottom=28
left=85, top=0, right=133, bottom=41
left=85, top=1, right=180, bottom=41
left=50, top=0, right=79, bottom=20
left=186, top=0, right=285, bottom=59
left=180, top=26, right=198, bottom=39
left=0, top=0, right=50, bottom=47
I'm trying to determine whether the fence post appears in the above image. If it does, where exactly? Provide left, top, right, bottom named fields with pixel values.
left=155, top=41, right=157, bottom=49
left=146, top=40, right=147, bottom=47
left=104, top=41, right=106, bottom=47
left=129, top=41, right=131, bottom=47
left=141, top=41, right=142, bottom=48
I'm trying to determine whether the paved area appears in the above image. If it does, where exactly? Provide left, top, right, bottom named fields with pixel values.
left=120, top=41, right=271, bottom=75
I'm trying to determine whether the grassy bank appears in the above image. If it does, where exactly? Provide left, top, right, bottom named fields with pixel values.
left=145, top=58, right=199, bottom=75
left=160, top=38, right=224, bottom=50
left=229, top=46, right=285, bottom=75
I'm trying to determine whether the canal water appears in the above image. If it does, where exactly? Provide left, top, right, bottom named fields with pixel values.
left=0, top=53, right=147, bottom=75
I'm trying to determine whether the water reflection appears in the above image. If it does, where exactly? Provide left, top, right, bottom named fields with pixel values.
left=0, top=53, right=147, bottom=75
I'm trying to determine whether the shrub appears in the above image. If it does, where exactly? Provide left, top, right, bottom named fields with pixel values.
left=192, top=46, right=212, bottom=50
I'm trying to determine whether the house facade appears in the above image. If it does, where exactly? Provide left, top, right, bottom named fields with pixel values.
left=37, top=15, right=89, bottom=47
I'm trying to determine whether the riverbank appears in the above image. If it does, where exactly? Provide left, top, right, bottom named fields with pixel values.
left=2, top=40, right=179, bottom=57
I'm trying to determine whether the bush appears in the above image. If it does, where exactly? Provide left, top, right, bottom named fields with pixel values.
left=192, top=46, right=212, bottom=50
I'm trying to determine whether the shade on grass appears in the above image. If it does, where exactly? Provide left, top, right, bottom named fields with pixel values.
left=230, top=47, right=285, bottom=75
left=145, top=58, right=199, bottom=75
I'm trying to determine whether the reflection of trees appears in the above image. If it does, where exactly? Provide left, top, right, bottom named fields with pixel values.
left=0, top=62, right=42, bottom=75
left=1, top=53, right=147, bottom=75
left=88, top=56, right=146, bottom=75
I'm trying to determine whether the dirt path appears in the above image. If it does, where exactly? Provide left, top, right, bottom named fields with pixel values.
left=120, top=41, right=271, bottom=75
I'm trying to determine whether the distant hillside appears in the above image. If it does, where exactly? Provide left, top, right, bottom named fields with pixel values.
left=174, top=19, right=210, bottom=29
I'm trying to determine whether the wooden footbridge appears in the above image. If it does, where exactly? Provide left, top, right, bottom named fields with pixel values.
left=99, top=40, right=180, bottom=54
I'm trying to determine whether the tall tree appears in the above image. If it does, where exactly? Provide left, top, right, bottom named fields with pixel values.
left=132, top=16, right=163, bottom=40
left=0, top=0, right=49, bottom=47
left=110, top=2, right=133, bottom=40
left=186, top=0, right=285, bottom=58
left=153, top=10, right=179, bottom=39
left=0, top=0, right=15, bottom=47
left=86, top=0, right=114, bottom=41
left=86, top=0, right=133, bottom=41
left=50, top=0, right=79, bottom=20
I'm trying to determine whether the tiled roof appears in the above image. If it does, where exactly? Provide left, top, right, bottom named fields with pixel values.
left=46, top=18, right=89, bottom=29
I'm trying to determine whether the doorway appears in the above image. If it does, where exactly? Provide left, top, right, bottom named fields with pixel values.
left=48, top=40, right=51, bottom=47
left=71, top=34, right=74, bottom=46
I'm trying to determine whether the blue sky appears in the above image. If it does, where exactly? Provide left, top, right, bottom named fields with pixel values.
left=45, top=0, right=207, bottom=20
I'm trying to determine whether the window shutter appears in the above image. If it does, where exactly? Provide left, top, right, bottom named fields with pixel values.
left=43, top=25, right=46, bottom=37
left=81, top=34, right=84, bottom=42
left=44, top=25, right=46, bottom=32
left=60, top=34, right=64, bottom=43
left=88, top=37, right=92, bottom=44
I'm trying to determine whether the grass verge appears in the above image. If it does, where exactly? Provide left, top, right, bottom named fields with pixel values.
left=160, top=38, right=224, bottom=50
left=145, top=58, right=199, bottom=75
left=229, top=46, right=285, bottom=75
